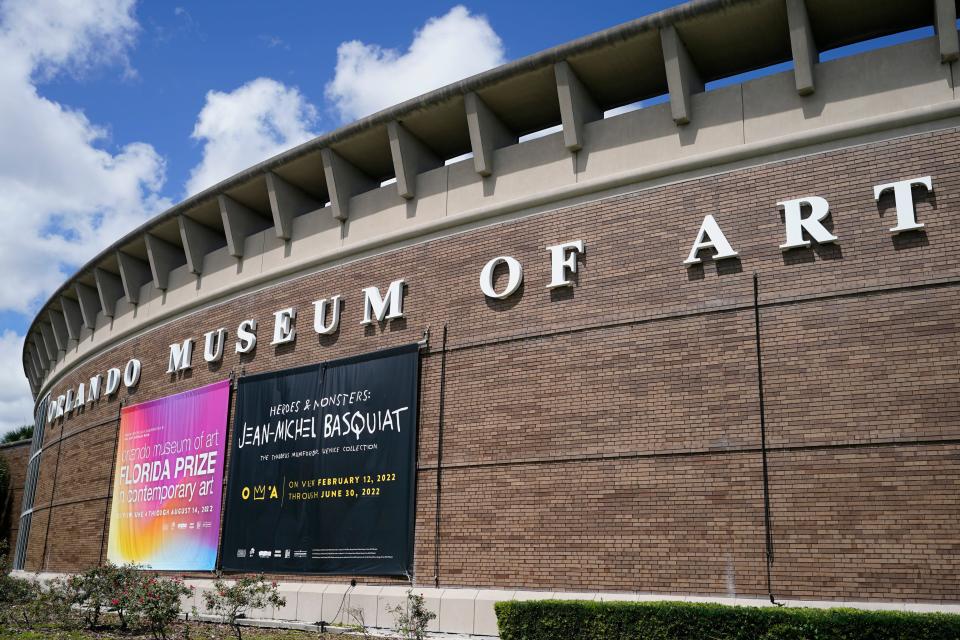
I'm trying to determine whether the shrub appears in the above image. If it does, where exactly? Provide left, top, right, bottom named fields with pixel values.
left=0, top=541, right=42, bottom=627
left=66, top=561, right=153, bottom=629
left=128, top=574, right=192, bottom=639
left=106, top=562, right=147, bottom=630
left=494, top=599, right=960, bottom=640
left=202, top=574, right=286, bottom=640
left=0, top=574, right=77, bottom=630
left=66, top=563, right=118, bottom=628
left=387, top=589, right=437, bottom=640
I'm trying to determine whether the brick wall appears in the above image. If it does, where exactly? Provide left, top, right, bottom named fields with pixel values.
left=21, top=126, right=960, bottom=603
left=0, top=440, right=29, bottom=554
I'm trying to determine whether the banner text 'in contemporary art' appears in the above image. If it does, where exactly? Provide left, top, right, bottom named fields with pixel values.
left=107, top=380, right=230, bottom=570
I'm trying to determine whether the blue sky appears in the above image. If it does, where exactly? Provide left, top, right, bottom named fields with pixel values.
left=0, top=0, right=936, bottom=435
left=40, top=1, right=683, bottom=209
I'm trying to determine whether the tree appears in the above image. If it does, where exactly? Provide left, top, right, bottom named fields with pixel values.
left=1, top=425, right=32, bottom=444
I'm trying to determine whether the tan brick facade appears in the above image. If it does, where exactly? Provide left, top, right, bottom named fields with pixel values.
left=0, top=440, right=29, bottom=553
left=21, top=127, right=960, bottom=604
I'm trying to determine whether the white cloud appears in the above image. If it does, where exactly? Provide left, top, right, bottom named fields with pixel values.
left=185, top=77, right=317, bottom=195
left=0, top=331, right=34, bottom=438
left=325, top=5, right=505, bottom=123
left=1, top=0, right=139, bottom=80
left=0, top=0, right=171, bottom=434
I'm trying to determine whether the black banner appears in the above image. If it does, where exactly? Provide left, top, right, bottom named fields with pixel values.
left=220, top=343, right=419, bottom=575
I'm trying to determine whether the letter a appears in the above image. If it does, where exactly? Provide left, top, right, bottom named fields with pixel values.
left=683, top=215, right=739, bottom=265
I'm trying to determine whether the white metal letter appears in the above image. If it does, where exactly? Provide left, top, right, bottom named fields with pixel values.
left=683, top=215, right=739, bottom=265
left=546, top=240, right=585, bottom=288
left=361, top=280, right=405, bottom=325
left=272, top=308, right=297, bottom=344
left=87, top=375, right=101, bottom=404
left=167, top=339, right=194, bottom=373
left=778, top=196, right=837, bottom=250
left=236, top=319, right=258, bottom=354
left=313, top=295, right=342, bottom=335
left=873, top=176, right=932, bottom=234
left=480, top=256, right=523, bottom=299
left=105, top=368, right=121, bottom=396
left=123, top=359, right=141, bottom=388
left=204, top=328, right=227, bottom=363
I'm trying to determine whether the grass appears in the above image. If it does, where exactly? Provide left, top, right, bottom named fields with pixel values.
left=0, top=621, right=346, bottom=640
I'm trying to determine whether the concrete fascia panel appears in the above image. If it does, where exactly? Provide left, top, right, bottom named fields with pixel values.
left=219, top=194, right=269, bottom=258
left=787, top=0, right=817, bottom=95
left=39, top=323, right=58, bottom=361
left=144, top=234, right=185, bottom=292
left=555, top=60, right=601, bottom=151
left=438, top=588, right=479, bottom=635
left=321, top=148, right=377, bottom=222
left=59, top=296, right=83, bottom=341
left=93, top=268, right=123, bottom=318
left=178, top=215, right=225, bottom=275
left=387, top=121, right=442, bottom=199
left=295, top=584, right=327, bottom=625
left=465, top=92, right=516, bottom=176
left=47, top=309, right=68, bottom=352
left=319, top=584, right=351, bottom=624
left=74, top=283, right=101, bottom=329
left=935, top=0, right=960, bottom=62
left=265, top=171, right=320, bottom=240
left=660, top=25, right=704, bottom=125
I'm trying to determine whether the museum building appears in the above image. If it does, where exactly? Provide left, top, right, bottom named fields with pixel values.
left=11, top=0, right=960, bottom=635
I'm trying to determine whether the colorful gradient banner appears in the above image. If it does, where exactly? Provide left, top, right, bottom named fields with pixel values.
left=107, top=380, right=230, bottom=570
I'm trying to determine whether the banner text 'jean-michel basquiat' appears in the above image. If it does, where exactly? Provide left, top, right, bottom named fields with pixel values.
left=107, top=380, right=230, bottom=570
left=220, top=343, right=419, bottom=575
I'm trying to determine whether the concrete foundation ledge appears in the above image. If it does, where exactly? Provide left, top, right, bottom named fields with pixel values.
left=11, top=572, right=960, bottom=637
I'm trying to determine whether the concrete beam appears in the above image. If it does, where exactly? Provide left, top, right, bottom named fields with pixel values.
left=94, top=268, right=124, bottom=318
left=554, top=61, right=602, bottom=152
left=23, top=348, right=34, bottom=381
left=39, top=323, right=58, bottom=361
left=935, top=0, right=960, bottom=62
left=26, top=352, right=39, bottom=387
left=786, top=0, right=818, bottom=95
left=219, top=195, right=270, bottom=258
left=24, top=358, right=36, bottom=391
left=465, top=92, right=516, bottom=177
left=321, top=148, right=377, bottom=222
left=59, top=296, right=83, bottom=341
left=266, top=172, right=321, bottom=240
left=178, top=215, right=225, bottom=275
left=31, top=342, right=46, bottom=377
left=660, top=25, right=704, bottom=125
left=117, top=251, right=153, bottom=303
left=144, top=234, right=186, bottom=292
left=387, top=121, right=442, bottom=199
left=75, top=283, right=101, bottom=329
left=47, top=309, right=68, bottom=352
left=36, top=337, right=50, bottom=371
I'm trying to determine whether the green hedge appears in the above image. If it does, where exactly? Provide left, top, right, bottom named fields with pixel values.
left=494, top=599, right=960, bottom=640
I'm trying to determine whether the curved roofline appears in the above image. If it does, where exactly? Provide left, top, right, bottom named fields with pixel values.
left=23, top=0, right=950, bottom=386
left=24, top=0, right=735, bottom=332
